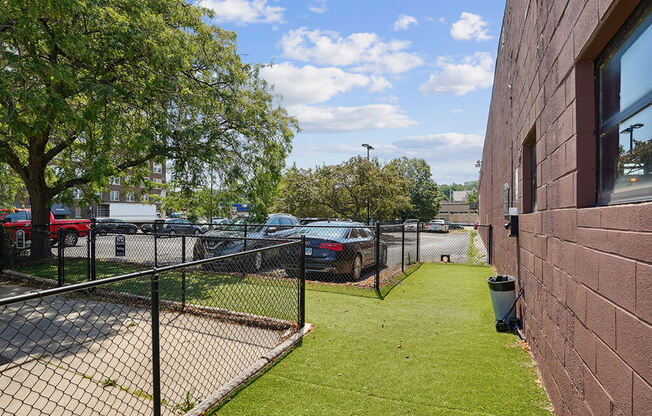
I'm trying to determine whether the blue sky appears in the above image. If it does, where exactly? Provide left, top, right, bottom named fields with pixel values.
left=200, top=0, right=506, bottom=184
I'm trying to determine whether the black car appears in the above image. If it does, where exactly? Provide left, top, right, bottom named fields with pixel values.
left=193, top=214, right=300, bottom=272
left=95, top=218, right=139, bottom=235
left=285, top=221, right=387, bottom=281
left=445, top=220, right=464, bottom=230
left=140, top=219, right=164, bottom=234
left=158, top=219, right=202, bottom=236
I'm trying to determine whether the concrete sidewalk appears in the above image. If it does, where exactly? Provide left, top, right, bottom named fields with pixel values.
left=0, top=283, right=285, bottom=415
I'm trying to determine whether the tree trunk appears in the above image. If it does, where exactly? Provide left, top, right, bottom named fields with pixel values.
left=27, top=181, right=52, bottom=260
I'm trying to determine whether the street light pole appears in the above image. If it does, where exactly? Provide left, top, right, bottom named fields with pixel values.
left=361, top=143, right=374, bottom=224
left=620, top=123, right=644, bottom=151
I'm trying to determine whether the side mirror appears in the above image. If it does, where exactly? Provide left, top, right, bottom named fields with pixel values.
left=266, top=227, right=278, bottom=234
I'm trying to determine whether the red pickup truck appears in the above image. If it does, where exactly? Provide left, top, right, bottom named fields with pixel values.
left=0, top=209, right=91, bottom=247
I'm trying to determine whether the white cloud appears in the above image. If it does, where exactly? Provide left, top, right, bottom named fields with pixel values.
left=419, top=52, right=494, bottom=95
left=452, top=108, right=463, bottom=113
left=395, top=133, right=484, bottom=152
left=450, top=12, right=492, bottom=41
left=280, top=28, right=423, bottom=74
left=202, top=0, right=284, bottom=24
left=260, top=62, right=370, bottom=105
left=393, top=14, right=418, bottom=31
left=287, top=104, right=417, bottom=132
left=308, top=0, right=327, bottom=14
left=368, top=75, right=392, bottom=93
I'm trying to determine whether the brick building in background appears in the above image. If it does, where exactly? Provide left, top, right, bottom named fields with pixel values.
left=479, top=0, right=651, bottom=415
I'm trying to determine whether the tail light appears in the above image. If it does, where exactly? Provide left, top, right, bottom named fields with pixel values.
left=319, top=242, right=343, bottom=251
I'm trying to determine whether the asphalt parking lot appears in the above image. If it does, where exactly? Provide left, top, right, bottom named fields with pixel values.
left=56, top=228, right=488, bottom=281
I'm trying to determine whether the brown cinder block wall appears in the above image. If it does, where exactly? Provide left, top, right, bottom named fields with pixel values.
left=479, top=0, right=652, bottom=414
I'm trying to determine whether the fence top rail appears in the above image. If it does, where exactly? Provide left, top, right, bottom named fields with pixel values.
left=0, top=240, right=301, bottom=307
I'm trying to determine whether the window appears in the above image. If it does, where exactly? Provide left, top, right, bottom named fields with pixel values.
left=596, top=2, right=652, bottom=205
left=522, top=128, right=537, bottom=213
left=153, top=163, right=163, bottom=174
left=72, top=189, right=83, bottom=200
left=110, top=190, right=120, bottom=201
left=3, top=211, right=28, bottom=222
left=125, top=193, right=135, bottom=202
left=154, top=178, right=162, bottom=189
left=109, top=177, right=120, bottom=186
left=141, top=193, right=149, bottom=202
left=95, top=191, right=103, bottom=199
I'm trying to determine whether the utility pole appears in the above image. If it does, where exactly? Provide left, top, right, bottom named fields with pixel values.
left=361, top=143, right=374, bottom=224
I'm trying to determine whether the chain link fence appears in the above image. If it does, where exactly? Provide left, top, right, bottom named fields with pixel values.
left=0, top=239, right=304, bottom=416
left=1, top=220, right=492, bottom=297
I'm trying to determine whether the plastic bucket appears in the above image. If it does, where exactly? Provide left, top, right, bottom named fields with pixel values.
left=487, top=275, right=516, bottom=322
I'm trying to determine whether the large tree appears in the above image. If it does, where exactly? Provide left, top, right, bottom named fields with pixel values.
left=388, top=157, right=440, bottom=221
left=0, top=0, right=297, bottom=257
left=274, top=157, right=411, bottom=221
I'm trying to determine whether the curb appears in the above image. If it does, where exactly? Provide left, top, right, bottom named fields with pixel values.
left=187, top=323, right=313, bottom=416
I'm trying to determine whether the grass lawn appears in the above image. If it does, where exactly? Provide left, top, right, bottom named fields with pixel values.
left=15, top=259, right=298, bottom=321
left=210, top=263, right=551, bottom=415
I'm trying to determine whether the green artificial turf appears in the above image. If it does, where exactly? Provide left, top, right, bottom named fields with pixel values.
left=211, top=263, right=551, bottom=416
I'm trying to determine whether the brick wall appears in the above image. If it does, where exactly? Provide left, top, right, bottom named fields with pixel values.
left=479, top=0, right=652, bottom=414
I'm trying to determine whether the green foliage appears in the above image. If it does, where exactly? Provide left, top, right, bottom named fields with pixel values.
left=467, top=230, right=482, bottom=264
left=273, top=157, right=411, bottom=221
left=439, top=181, right=478, bottom=202
left=387, top=157, right=440, bottom=221
left=0, top=163, right=24, bottom=208
left=173, top=389, right=202, bottom=414
left=0, top=0, right=297, bottom=255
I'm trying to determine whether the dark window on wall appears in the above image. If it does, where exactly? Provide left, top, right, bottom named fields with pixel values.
left=596, top=1, right=652, bottom=205
left=522, top=128, right=537, bottom=213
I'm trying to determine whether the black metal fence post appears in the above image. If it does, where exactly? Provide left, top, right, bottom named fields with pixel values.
left=374, top=221, right=380, bottom=291
left=401, top=223, right=405, bottom=272
left=299, top=235, right=306, bottom=328
left=57, top=228, right=65, bottom=286
left=243, top=222, right=248, bottom=251
left=488, top=224, right=493, bottom=264
left=416, top=221, right=420, bottom=262
left=90, top=218, right=96, bottom=282
left=151, top=271, right=162, bottom=416
left=86, top=226, right=91, bottom=281
left=181, top=235, right=186, bottom=310
left=154, top=222, right=158, bottom=268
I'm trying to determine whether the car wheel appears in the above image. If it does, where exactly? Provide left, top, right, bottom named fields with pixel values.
left=169, top=229, right=176, bottom=236
left=350, top=254, right=362, bottom=281
left=128, top=228, right=136, bottom=234
left=194, top=229, right=200, bottom=236
left=64, top=231, right=79, bottom=247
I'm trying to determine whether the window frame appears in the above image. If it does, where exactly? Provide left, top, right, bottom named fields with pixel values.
left=109, top=190, right=120, bottom=202
left=595, top=1, right=652, bottom=205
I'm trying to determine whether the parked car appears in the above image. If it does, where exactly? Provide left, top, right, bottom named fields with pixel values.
left=404, top=219, right=419, bottom=231
left=299, top=217, right=328, bottom=225
left=140, top=219, right=164, bottom=234
left=445, top=220, right=464, bottom=230
left=200, top=218, right=230, bottom=233
left=284, top=221, right=387, bottom=281
left=427, top=219, right=449, bottom=233
left=94, top=218, right=139, bottom=235
left=158, top=219, right=202, bottom=236
left=193, top=214, right=300, bottom=272
left=0, top=208, right=90, bottom=247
